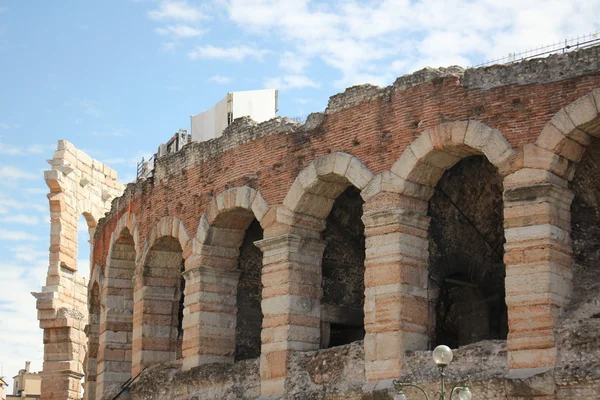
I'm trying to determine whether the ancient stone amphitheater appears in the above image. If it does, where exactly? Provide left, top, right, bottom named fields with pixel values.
left=35, top=46, right=600, bottom=400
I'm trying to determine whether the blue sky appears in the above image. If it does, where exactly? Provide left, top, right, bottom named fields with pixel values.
left=0, top=0, right=598, bottom=383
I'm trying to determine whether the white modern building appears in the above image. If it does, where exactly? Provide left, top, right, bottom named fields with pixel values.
left=190, top=89, right=278, bottom=142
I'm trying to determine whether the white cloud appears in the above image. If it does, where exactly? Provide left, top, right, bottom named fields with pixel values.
left=209, top=75, right=232, bottom=84
left=0, top=229, right=40, bottom=241
left=149, top=1, right=206, bottom=22
left=0, top=166, right=38, bottom=180
left=155, top=24, right=206, bottom=38
left=188, top=44, right=268, bottom=62
left=264, top=74, right=319, bottom=90
left=279, top=51, right=308, bottom=74
left=0, top=214, right=41, bottom=225
left=0, top=260, right=47, bottom=377
left=225, top=0, right=600, bottom=88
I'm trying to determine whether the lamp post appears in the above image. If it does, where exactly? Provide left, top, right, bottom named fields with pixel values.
left=393, top=345, right=472, bottom=400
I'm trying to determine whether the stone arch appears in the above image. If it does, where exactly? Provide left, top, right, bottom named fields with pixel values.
left=534, top=88, right=600, bottom=172
left=360, top=121, right=514, bottom=381
left=283, top=152, right=374, bottom=219
left=95, top=212, right=139, bottom=399
left=256, top=153, right=373, bottom=396
left=33, top=141, right=124, bottom=400
left=132, top=216, right=191, bottom=376
left=497, top=89, right=600, bottom=370
left=182, top=186, right=269, bottom=370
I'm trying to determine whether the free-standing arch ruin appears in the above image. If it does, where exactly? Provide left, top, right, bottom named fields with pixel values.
left=33, top=141, right=124, bottom=400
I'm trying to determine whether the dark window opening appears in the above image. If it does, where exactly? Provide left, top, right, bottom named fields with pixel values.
left=235, top=219, right=264, bottom=361
left=321, top=186, right=365, bottom=348
left=428, top=156, right=508, bottom=348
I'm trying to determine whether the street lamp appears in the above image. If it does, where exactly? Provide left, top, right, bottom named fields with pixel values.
left=393, top=345, right=472, bottom=400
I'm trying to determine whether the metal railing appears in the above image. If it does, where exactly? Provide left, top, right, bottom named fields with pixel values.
left=473, top=31, right=600, bottom=68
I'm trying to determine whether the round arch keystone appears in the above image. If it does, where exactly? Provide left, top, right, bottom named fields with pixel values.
left=203, top=186, right=269, bottom=230
left=535, top=88, right=600, bottom=168
left=283, top=152, right=374, bottom=219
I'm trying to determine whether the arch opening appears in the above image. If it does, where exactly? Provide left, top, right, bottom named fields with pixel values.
left=320, top=186, right=366, bottom=348
left=569, top=138, right=600, bottom=316
left=235, top=219, right=264, bottom=361
left=427, top=155, right=507, bottom=349
left=141, top=235, right=185, bottom=365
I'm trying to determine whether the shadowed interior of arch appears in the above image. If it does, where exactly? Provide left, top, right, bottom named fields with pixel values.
left=427, top=155, right=508, bottom=348
left=235, top=218, right=264, bottom=361
left=140, top=236, right=185, bottom=364
left=321, top=186, right=366, bottom=348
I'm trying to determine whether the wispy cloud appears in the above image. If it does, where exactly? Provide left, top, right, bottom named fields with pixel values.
left=0, top=142, right=54, bottom=155
left=155, top=24, right=206, bottom=38
left=264, top=75, right=319, bottom=90
left=0, top=229, right=40, bottom=241
left=149, top=1, right=207, bottom=22
left=0, top=166, right=39, bottom=180
left=225, top=0, right=600, bottom=88
left=188, top=44, right=268, bottom=62
left=0, top=122, right=18, bottom=130
left=0, top=214, right=41, bottom=225
left=209, top=75, right=232, bottom=84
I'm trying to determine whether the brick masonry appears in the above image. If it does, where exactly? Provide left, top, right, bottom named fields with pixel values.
left=36, top=46, right=600, bottom=400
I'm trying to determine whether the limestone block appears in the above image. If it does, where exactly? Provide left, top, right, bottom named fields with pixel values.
left=508, top=347, right=557, bottom=370
left=536, top=123, right=585, bottom=162
left=549, top=108, right=593, bottom=145
left=312, top=153, right=337, bottom=177
left=345, top=156, right=374, bottom=189
left=304, top=178, right=349, bottom=199
left=564, top=92, right=600, bottom=137
left=505, top=224, right=571, bottom=246
left=391, top=147, right=445, bottom=186
left=251, top=192, right=269, bottom=222
left=522, top=144, right=571, bottom=179
left=464, top=120, right=494, bottom=152
left=503, top=168, right=567, bottom=189
left=332, top=152, right=353, bottom=176
left=410, top=131, right=461, bottom=169
left=233, top=186, right=256, bottom=210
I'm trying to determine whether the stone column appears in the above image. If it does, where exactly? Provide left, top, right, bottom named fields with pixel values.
left=181, top=246, right=241, bottom=370
left=255, top=233, right=326, bottom=396
left=503, top=172, right=574, bottom=370
left=96, top=242, right=135, bottom=398
left=361, top=192, right=430, bottom=381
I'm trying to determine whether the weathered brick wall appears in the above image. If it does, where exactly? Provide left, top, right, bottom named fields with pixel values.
left=94, top=47, right=600, bottom=269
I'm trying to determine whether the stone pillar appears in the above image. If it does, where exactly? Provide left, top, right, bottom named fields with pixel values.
left=255, top=233, right=326, bottom=396
left=503, top=172, right=574, bottom=370
left=34, top=189, right=88, bottom=400
left=361, top=192, right=430, bottom=381
left=181, top=251, right=241, bottom=370
left=96, top=242, right=135, bottom=398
